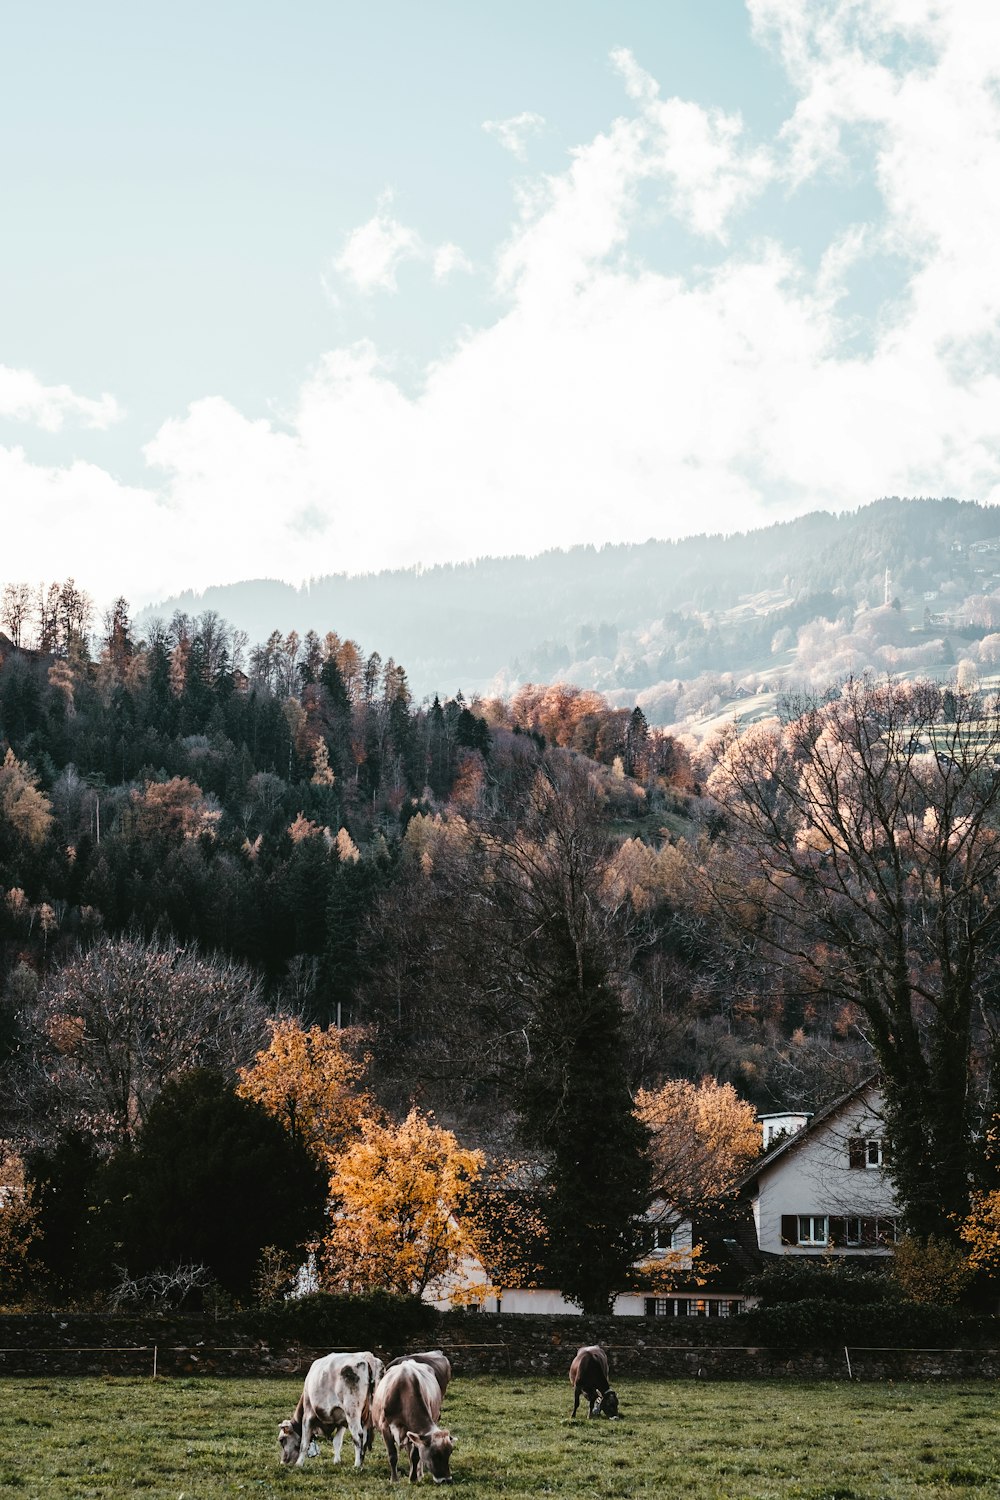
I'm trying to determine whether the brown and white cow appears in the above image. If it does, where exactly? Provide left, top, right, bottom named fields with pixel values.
left=569, top=1345, right=620, bottom=1420
left=372, top=1356, right=456, bottom=1484
left=278, top=1349, right=385, bottom=1468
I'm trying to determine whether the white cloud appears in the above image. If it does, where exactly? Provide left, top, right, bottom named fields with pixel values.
left=6, top=2, right=1000, bottom=609
left=333, top=192, right=473, bottom=294
left=333, top=192, right=422, bottom=293
left=483, top=111, right=546, bottom=160
left=432, top=242, right=475, bottom=282
left=0, top=366, right=121, bottom=431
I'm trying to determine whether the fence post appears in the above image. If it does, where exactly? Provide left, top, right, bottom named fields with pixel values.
left=153, top=1345, right=158, bottom=1379
left=844, top=1346, right=853, bottom=1380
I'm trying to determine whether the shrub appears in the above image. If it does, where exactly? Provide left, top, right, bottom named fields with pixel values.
left=263, top=1290, right=438, bottom=1351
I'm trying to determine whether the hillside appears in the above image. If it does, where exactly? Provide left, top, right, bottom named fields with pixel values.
left=142, top=497, right=1000, bottom=725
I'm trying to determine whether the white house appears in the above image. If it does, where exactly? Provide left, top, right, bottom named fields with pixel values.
left=738, top=1078, right=900, bottom=1257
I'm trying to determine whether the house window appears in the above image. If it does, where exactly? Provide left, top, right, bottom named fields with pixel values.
left=797, top=1215, right=829, bottom=1246
left=849, top=1136, right=891, bottom=1169
left=647, top=1223, right=682, bottom=1255
left=845, top=1217, right=862, bottom=1246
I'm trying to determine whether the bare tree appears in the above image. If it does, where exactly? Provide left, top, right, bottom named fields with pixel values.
left=705, top=676, right=1000, bottom=1239
left=15, top=934, right=269, bottom=1144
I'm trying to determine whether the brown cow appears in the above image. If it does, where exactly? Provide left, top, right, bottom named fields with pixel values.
left=569, top=1345, right=619, bottom=1419
left=372, top=1357, right=456, bottom=1483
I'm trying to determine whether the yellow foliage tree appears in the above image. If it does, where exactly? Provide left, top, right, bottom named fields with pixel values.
left=236, top=1017, right=369, bottom=1162
left=959, top=1189, right=1000, bottom=1277
left=0, top=1151, right=40, bottom=1305
left=321, top=1109, right=483, bottom=1298
left=636, top=1076, right=760, bottom=1226
left=892, top=1234, right=972, bottom=1305
left=0, top=749, right=53, bottom=847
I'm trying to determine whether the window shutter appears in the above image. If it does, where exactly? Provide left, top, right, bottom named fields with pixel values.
left=780, top=1215, right=798, bottom=1246
left=848, top=1136, right=865, bottom=1169
left=829, top=1216, right=845, bottom=1248
left=881, top=1138, right=893, bottom=1164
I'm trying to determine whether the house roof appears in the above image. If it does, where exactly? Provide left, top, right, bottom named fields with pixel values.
left=734, top=1074, right=881, bottom=1193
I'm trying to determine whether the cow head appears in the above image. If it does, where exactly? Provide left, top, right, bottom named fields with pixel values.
left=596, top=1388, right=620, bottom=1419
left=407, top=1429, right=456, bottom=1484
left=277, top=1418, right=302, bottom=1465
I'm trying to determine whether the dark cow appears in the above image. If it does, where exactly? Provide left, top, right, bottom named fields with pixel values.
left=386, top=1349, right=452, bottom=1398
left=569, top=1345, right=619, bottom=1420
left=372, top=1356, right=456, bottom=1484
left=278, top=1350, right=385, bottom=1468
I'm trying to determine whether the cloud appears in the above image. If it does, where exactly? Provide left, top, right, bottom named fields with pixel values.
left=6, top=2, right=1000, bottom=609
left=0, top=366, right=122, bottom=431
left=483, top=111, right=546, bottom=160
left=333, top=192, right=474, bottom=294
left=333, top=192, right=423, bottom=294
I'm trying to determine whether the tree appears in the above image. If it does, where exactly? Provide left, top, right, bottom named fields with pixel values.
left=959, top=1189, right=1000, bottom=1278
left=636, top=1076, right=760, bottom=1228
left=88, top=1069, right=327, bottom=1300
left=705, top=676, right=1000, bottom=1240
left=24, top=935, right=268, bottom=1141
left=381, top=755, right=652, bottom=1311
left=0, top=1150, right=39, bottom=1304
left=321, top=1108, right=483, bottom=1299
left=236, top=1015, right=369, bottom=1161
left=0, top=748, right=53, bottom=853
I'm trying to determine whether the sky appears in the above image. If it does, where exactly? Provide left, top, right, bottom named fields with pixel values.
left=3, top=0, right=1000, bottom=611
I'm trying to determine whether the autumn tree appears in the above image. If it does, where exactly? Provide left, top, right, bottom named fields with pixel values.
left=0, top=1149, right=40, bottom=1304
left=636, top=1076, right=760, bottom=1229
left=236, top=1015, right=369, bottom=1161
left=0, top=748, right=53, bottom=855
left=321, top=1108, right=483, bottom=1299
left=705, top=676, right=1000, bottom=1240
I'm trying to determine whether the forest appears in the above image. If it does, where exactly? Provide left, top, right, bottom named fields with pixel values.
left=2, top=580, right=1000, bottom=1315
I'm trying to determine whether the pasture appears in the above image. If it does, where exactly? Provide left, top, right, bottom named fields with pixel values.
left=1, top=1374, right=998, bottom=1499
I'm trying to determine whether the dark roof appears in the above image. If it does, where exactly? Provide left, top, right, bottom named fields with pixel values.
left=734, top=1074, right=881, bottom=1193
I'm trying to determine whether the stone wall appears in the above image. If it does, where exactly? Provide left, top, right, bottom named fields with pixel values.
left=0, top=1311, right=997, bottom=1382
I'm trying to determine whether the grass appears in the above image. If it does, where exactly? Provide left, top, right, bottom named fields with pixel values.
left=1, top=1375, right=999, bottom=1499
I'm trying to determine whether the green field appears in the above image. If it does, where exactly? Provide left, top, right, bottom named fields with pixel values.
left=1, top=1375, right=998, bottom=1499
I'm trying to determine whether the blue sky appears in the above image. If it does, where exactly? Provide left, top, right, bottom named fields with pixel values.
left=3, top=1, right=1000, bottom=606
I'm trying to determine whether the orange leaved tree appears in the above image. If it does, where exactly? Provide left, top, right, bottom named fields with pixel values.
left=321, top=1109, right=483, bottom=1299
left=236, top=1016, right=369, bottom=1163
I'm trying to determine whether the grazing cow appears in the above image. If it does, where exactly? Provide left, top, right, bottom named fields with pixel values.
left=278, top=1350, right=385, bottom=1468
left=386, top=1349, right=452, bottom=1398
left=569, top=1345, right=620, bottom=1420
left=372, top=1356, right=456, bottom=1484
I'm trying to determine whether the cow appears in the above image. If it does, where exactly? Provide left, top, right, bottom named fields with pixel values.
left=277, top=1349, right=385, bottom=1468
left=372, top=1356, right=456, bottom=1484
left=385, top=1349, right=452, bottom=1398
left=569, top=1345, right=620, bottom=1420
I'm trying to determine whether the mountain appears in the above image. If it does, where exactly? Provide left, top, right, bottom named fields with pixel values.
left=140, top=497, right=1000, bottom=725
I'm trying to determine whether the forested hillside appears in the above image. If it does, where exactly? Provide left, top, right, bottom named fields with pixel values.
left=142, top=497, right=1000, bottom=718
left=4, top=584, right=999, bottom=1316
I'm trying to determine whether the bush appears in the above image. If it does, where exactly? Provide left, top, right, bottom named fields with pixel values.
left=263, top=1290, right=438, bottom=1351
left=742, top=1297, right=978, bottom=1347
left=747, top=1259, right=898, bottom=1308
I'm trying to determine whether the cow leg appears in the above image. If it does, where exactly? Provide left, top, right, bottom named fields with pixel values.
left=383, top=1428, right=400, bottom=1482
left=572, top=1384, right=582, bottom=1417
left=332, top=1425, right=345, bottom=1464
left=588, top=1392, right=600, bottom=1419
left=296, top=1413, right=313, bottom=1467
left=348, top=1419, right=365, bottom=1469
left=408, top=1440, right=421, bottom=1484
